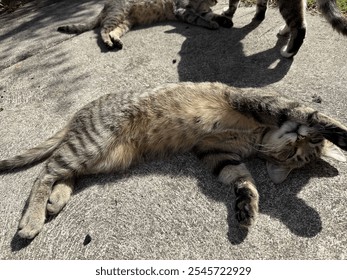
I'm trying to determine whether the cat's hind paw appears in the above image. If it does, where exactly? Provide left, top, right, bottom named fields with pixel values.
left=278, top=24, right=290, bottom=36
left=280, top=45, right=295, bottom=58
left=47, top=180, right=73, bottom=215
left=18, top=209, right=45, bottom=239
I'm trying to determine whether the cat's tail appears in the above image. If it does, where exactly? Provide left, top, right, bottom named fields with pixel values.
left=317, top=0, right=347, bottom=35
left=57, top=5, right=105, bottom=34
left=0, top=128, right=67, bottom=172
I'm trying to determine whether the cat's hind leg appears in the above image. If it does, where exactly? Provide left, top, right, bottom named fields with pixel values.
left=18, top=142, right=88, bottom=238
left=277, top=0, right=306, bottom=58
left=218, top=164, right=259, bottom=227
left=194, top=139, right=259, bottom=227
left=278, top=24, right=290, bottom=36
left=18, top=167, right=73, bottom=239
left=47, top=178, right=75, bottom=215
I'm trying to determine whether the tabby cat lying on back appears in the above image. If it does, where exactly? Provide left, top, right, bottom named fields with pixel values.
left=223, top=0, right=347, bottom=57
left=57, top=0, right=233, bottom=49
left=1, top=82, right=346, bottom=239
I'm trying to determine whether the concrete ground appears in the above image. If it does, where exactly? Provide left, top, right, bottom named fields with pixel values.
left=0, top=0, right=346, bottom=259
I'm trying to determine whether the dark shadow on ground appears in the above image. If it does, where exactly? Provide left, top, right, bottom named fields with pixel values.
left=169, top=19, right=293, bottom=87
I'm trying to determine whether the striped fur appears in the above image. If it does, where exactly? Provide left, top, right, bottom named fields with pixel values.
left=1, top=82, right=346, bottom=239
left=223, top=0, right=347, bottom=57
left=57, top=0, right=232, bottom=49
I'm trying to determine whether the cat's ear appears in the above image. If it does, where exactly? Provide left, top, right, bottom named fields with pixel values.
left=266, top=162, right=293, bottom=184
left=322, top=141, right=346, bottom=162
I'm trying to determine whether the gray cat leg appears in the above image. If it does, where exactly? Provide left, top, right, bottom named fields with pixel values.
left=18, top=170, right=56, bottom=239
left=47, top=178, right=75, bottom=215
left=222, top=0, right=240, bottom=18
left=253, top=0, right=268, bottom=21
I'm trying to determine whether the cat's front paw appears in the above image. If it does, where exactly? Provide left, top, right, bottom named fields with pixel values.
left=208, top=21, right=220, bottom=30
left=234, top=184, right=259, bottom=227
left=107, top=31, right=123, bottom=49
left=214, top=16, right=233, bottom=28
left=18, top=208, right=46, bottom=239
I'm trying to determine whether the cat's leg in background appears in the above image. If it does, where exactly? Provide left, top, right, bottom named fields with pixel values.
left=222, top=0, right=240, bottom=18
left=108, top=21, right=132, bottom=49
left=101, top=20, right=132, bottom=49
left=100, top=27, right=116, bottom=48
left=209, top=13, right=234, bottom=28
left=174, top=8, right=219, bottom=29
left=194, top=142, right=259, bottom=227
left=253, top=0, right=268, bottom=21
left=278, top=24, right=290, bottom=36
left=46, top=178, right=75, bottom=215
left=277, top=0, right=306, bottom=58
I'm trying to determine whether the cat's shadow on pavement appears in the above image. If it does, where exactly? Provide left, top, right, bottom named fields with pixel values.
left=166, top=19, right=293, bottom=87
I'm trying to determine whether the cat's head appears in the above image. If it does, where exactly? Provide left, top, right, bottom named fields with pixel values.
left=261, top=121, right=346, bottom=183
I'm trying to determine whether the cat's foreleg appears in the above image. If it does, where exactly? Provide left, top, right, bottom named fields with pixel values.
left=208, top=13, right=233, bottom=28
left=277, top=0, right=306, bottom=57
left=174, top=8, right=219, bottom=29
left=218, top=163, right=259, bottom=227
left=253, top=0, right=268, bottom=21
left=232, top=92, right=347, bottom=151
left=278, top=24, right=290, bottom=36
left=101, top=21, right=132, bottom=49
left=194, top=145, right=259, bottom=227
left=222, top=0, right=240, bottom=19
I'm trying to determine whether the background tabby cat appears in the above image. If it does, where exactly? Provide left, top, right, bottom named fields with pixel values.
left=58, top=0, right=233, bottom=49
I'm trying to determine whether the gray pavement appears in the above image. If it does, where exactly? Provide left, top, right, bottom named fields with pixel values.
left=0, top=0, right=347, bottom=259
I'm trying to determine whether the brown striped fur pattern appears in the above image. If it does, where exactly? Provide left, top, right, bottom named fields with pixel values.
left=223, top=0, right=347, bottom=57
left=1, top=82, right=347, bottom=239
left=57, top=0, right=233, bottom=49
